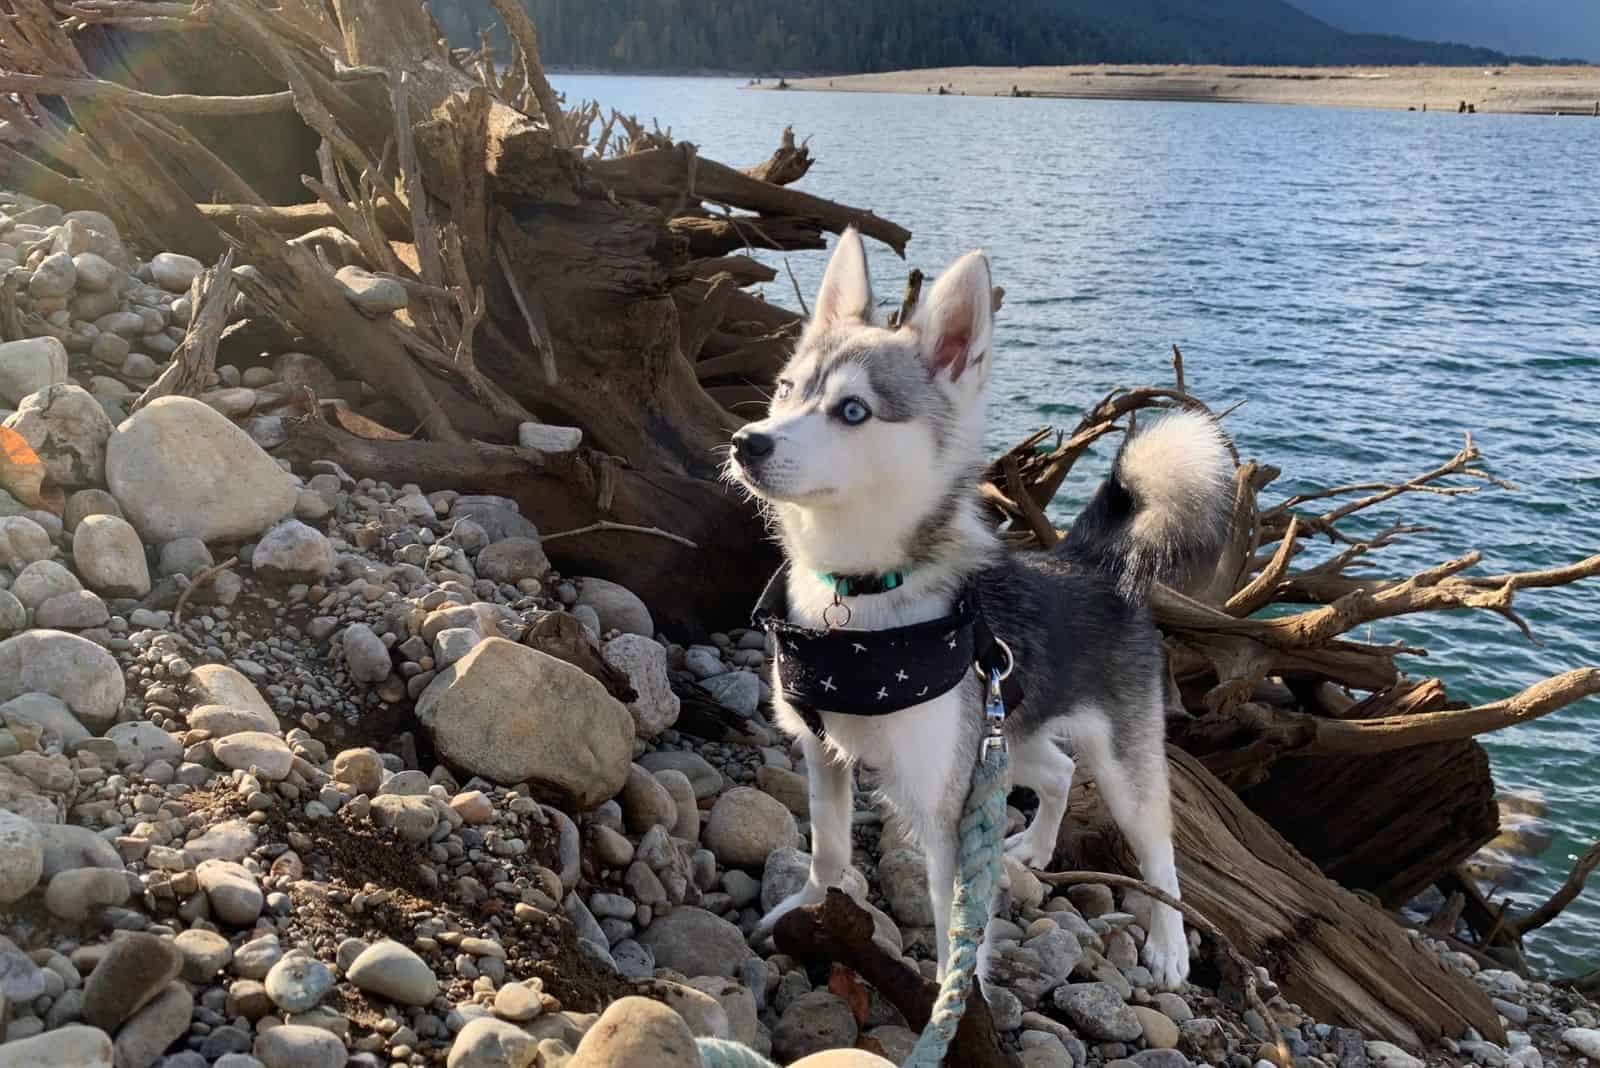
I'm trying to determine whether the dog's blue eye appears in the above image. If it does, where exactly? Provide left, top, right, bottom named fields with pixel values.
left=838, top=398, right=871, bottom=425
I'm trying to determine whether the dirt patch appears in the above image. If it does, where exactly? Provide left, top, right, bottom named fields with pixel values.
left=192, top=786, right=624, bottom=1016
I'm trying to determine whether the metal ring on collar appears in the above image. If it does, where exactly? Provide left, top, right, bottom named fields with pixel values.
left=974, top=637, right=1015, bottom=681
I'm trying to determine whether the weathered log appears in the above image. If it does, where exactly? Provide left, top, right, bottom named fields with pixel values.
left=669, top=214, right=826, bottom=256
left=743, top=125, right=813, bottom=186
left=690, top=254, right=779, bottom=285
left=132, top=249, right=234, bottom=412
left=592, top=144, right=910, bottom=254
left=197, top=201, right=408, bottom=238
left=1239, top=740, right=1498, bottom=904
left=1061, top=748, right=1504, bottom=1051
left=71, top=14, right=322, bottom=202
left=229, top=217, right=465, bottom=444
left=676, top=279, right=803, bottom=333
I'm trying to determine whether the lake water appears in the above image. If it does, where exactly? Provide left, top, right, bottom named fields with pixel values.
left=554, top=75, right=1600, bottom=973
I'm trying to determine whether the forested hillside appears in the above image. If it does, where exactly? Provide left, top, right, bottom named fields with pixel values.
left=428, top=0, right=1521, bottom=72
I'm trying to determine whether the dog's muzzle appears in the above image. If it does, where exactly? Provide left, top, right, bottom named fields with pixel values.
left=731, top=427, right=775, bottom=466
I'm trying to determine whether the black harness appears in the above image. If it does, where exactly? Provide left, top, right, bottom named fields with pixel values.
left=752, top=565, right=1021, bottom=739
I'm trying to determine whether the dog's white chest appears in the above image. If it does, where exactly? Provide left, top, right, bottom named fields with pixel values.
left=774, top=681, right=974, bottom=837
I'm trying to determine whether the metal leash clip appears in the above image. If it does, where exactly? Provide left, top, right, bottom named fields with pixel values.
left=982, top=665, right=1007, bottom=759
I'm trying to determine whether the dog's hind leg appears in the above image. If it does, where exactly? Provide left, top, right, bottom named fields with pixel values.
left=1004, top=734, right=1075, bottom=870
left=1089, top=711, right=1190, bottom=991
left=753, top=733, right=853, bottom=943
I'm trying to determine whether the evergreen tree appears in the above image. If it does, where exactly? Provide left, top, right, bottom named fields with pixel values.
left=438, top=0, right=1520, bottom=73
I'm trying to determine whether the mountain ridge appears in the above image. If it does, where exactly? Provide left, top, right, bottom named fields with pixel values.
left=430, top=0, right=1551, bottom=73
left=1290, top=0, right=1599, bottom=64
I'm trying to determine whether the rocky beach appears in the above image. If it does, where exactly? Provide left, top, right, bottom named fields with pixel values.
left=1, top=187, right=1599, bottom=1068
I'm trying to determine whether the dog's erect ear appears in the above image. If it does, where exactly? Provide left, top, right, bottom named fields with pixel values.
left=809, top=227, right=874, bottom=330
left=913, top=250, right=993, bottom=384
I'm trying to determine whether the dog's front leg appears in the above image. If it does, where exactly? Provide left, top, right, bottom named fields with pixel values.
left=924, top=818, right=961, bottom=980
left=752, top=733, right=853, bottom=944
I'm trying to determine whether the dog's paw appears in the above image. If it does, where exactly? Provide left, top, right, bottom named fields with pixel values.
left=976, top=918, right=1011, bottom=986
left=1142, top=904, right=1191, bottom=991
left=1003, top=829, right=1054, bottom=871
left=749, top=882, right=829, bottom=948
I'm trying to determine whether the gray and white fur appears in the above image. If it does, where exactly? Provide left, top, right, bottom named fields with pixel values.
left=726, top=227, right=1233, bottom=991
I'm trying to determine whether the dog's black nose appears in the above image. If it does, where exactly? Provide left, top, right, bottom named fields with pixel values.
left=732, top=428, right=775, bottom=461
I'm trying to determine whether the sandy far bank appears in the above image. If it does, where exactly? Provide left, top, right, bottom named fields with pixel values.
left=756, top=64, right=1600, bottom=115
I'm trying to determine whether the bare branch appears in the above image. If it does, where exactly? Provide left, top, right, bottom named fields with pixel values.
left=487, top=0, right=571, bottom=147
left=1303, top=668, right=1600, bottom=754
left=540, top=521, right=698, bottom=550
left=1509, top=840, right=1600, bottom=937
left=1225, top=517, right=1300, bottom=617
left=131, top=249, right=235, bottom=412
left=0, top=72, right=293, bottom=114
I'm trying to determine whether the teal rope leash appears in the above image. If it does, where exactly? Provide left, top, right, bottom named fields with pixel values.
left=905, top=733, right=1008, bottom=1067
left=698, top=668, right=1012, bottom=1068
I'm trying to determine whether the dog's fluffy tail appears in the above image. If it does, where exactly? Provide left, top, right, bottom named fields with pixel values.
left=1060, top=410, right=1234, bottom=599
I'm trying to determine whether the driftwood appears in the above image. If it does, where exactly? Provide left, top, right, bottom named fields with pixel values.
left=0, top=0, right=907, bottom=605
left=1058, top=749, right=1506, bottom=1050
left=131, top=247, right=234, bottom=412
left=982, top=368, right=1600, bottom=990
left=774, top=889, right=1015, bottom=1068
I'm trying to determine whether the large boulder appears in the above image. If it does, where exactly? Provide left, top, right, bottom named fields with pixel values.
left=602, top=634, right=680, bottom=737
left=0, top=515, right=52, bottom=570
left=0, top=1024, right=113, bottom=1068
left=72, top=513, right=152, bottom=597
left=0, top=693, right=91, bottom=750
left=250, top=519, right=333, bottom=582
left=569, top=996, right=702, bottom=1068
left=475, top=536, right=550, bottom=584
left=11, top=559, right=81, bottom=612
left=447, top=1017, right=539, bottom=1068
left=575, top=577, right=653, bottom=637
left=83, top=933, right=183, bottom=1031
left=34, top=821, right=122, bottom=878
left=196, top=859, right=265, bottom=926
left=150, top=252, right=203, bottom=292
left=0, top=629, right=125, bottom=732
left=415, top=638, right=632, bottom=806
left=345, top=940, right=439, bottom=1006
left=636, top=906, right=754, bottom=978
left=2, top=383, right=116, bottom=488
left=115, top=983, right=194, bottom=1068
left=448, top=494, right=538, bottom=542
left=774, top=991, right=859, bottom=1062
left=187, top=663, right=272, bottom=718
left=703, top=787, right=799, bottom=869
left=104, top=395, right=298, bottom=542
left=0, top=810, right=43, bottom=903
left=0, top=336, right=68, bottom=405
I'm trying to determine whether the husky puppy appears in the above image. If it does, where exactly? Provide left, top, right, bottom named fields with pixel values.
left=726, top=229, right=1232, bottom=990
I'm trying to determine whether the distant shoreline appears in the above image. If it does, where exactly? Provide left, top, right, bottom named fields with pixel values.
left=750, top=64, right=1600, bottom=115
